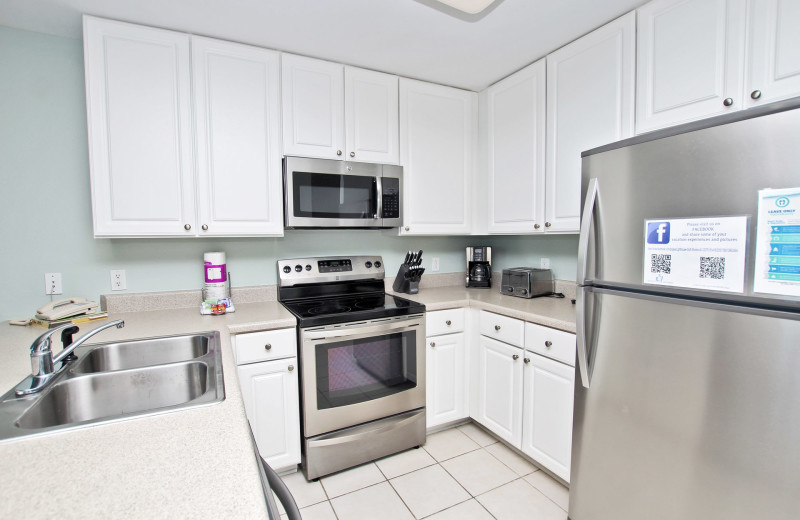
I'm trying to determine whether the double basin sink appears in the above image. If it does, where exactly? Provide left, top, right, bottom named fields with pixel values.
left=0, top=332, right=224, bottom=441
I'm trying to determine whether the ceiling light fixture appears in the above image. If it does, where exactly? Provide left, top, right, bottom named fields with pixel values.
left=434, top=0, right=498, bottom=14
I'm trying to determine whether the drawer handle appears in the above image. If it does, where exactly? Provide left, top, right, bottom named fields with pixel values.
left=495, top=325, right=501, bottom=331
left=524, top=357, right=530, bottom=364
left=545, top=341, right=552, bottom=348
left=264, top=344, right=272, bottom=351
left=430, top=342, right=436, bottom=348
left=512, top=354, right=519, bottom=361
left=288, top=365, right=294, bottom=372
left=446, top=320, right=452, bottom=326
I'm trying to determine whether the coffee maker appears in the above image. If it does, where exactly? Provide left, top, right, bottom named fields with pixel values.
left=466, top=246, right=492, bottom=288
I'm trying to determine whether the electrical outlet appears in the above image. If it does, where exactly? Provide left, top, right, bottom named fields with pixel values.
left=44, top=273, right=62, bottom=295
left=431, top=257, right=440, bottom=272
left=110, top=269, right=126, bottom=291
left=540, top=258, right=551, bottom=269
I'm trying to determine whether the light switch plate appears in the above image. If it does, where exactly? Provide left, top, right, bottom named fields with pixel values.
left=431, top=258, right=440, bottom=272
left=540, top=258, right=551, bottom=269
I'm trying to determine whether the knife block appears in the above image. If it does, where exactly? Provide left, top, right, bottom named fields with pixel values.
left=392, top=264, right=420, bottom=294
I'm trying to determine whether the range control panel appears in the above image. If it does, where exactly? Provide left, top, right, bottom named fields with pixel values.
left=277, top=256, right=385, bottom=286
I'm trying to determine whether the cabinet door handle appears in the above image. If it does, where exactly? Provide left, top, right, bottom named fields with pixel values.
left=264, top=344, right=272, bottom=351
left=545, top=222, right=552, bottom=228
left=446, top=320, right=452, bottom=326
left=350, top=151, right=355, bottom=157
left=751, top=90, right=762, bottom=100
left=545, top=341, right=552, bottom=348
left=201, top=224, right=208, bottom=231
left=404, top=226, right=410, bottom=231
left=288, top=365, right=294, bottom=372
left=534, top=223, right=541, bottom=230
left=184, top=224, right=191, bottom=231
left=495, top=325, right=501, bottom=331
left=512, top=354, right=519, bottom=361
left=337, top=150, right=342, bottom=156
left=723, top=97, right=734, bottom=107
left=430, top=342, right=435, bottom=348
left=524, top=357, right=530, bottom=364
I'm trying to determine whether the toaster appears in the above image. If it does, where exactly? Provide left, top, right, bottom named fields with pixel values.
left=500, top=268, right=554, bottom=298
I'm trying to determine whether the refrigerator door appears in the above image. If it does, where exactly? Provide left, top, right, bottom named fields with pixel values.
left=580, top=102, right=800, bottom=306
left=571, top=286, right=800, bottom=520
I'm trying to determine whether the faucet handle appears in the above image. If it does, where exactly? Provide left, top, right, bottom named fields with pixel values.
left=30, top=323, right=75, bottom=353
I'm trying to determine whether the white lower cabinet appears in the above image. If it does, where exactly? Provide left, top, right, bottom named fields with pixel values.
left=474, top=311, right=576, bottom=482
left=426, top=309, right=468, bottom=429
left=521, top=352, right=575, bottom=482
left=475, top=335, right=524, bottom=446
left=234, top=329, right=300, bottom=470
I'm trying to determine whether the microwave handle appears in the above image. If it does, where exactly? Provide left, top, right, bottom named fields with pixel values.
left=375, top=177, right=382, bottom=219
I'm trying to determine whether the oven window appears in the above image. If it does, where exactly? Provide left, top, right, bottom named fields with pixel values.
left=315, top=331, right=417, bottom=410
left=293, top=172, right=376, bottom=219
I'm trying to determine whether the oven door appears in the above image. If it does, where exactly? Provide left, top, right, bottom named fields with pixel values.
left=299, top=315, right=425, bottom=438
left=284, top=156, right=382, bottom=228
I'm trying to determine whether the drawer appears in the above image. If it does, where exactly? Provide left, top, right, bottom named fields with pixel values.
left=524, top=322, right=576, bottom=367
left=234, top=328, right=297, bottom=365
left=479, top=310, right=524, bottom=347
left=426, top=308, right=466, bottom=336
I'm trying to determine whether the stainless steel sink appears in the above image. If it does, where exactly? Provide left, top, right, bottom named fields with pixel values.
left=0, top=331, right=224, bottom=441
left=72, top=334, right=209, bottom=373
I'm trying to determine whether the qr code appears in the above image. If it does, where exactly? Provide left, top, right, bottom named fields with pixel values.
left=651, top=254, right=671, bottom=274
left=700, top=256, right=725, bottom=279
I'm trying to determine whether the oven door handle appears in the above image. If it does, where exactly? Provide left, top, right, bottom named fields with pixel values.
left=303, top=319, right=422, bottom=343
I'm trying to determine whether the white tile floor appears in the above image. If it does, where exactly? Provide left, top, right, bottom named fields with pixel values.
left=278, top=423, right=569, bottom=520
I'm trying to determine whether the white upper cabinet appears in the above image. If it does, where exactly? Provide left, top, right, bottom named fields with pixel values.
left=745, top=0, right=800, bottom=107
left=345, top=67, right=400, bottom=164
left=192, top=37, right=283, bottom=236
left=282, top=54, right=399, bottom=163
left=486, top=59, right=546, bottom=234
left=399, top=79, right=476, bottom=235
left=636, top=0, right=747, bottom=134
left=546, top=13, right=635, bottom=233
left=281, top=54, right=345, bottom=160
left=83, top=16, right=196, bottom=237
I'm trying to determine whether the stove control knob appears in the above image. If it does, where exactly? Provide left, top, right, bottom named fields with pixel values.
left=374, top=261, right=381, bottom=268
left=365, top=261, right=373, bottom=268
left=305, top=264, right=312, bottom=271
left=295, top=265, right=302, bottom=272
left=282, top=266, right=291, bottom=274
left=521, top=289, right=527, bottom=295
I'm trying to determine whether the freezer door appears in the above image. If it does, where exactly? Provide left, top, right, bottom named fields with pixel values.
left=571, top=287, right=800, bottom=520
left=580, top=104, right=800, bottom=304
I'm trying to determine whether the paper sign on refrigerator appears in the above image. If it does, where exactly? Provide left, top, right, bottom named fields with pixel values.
left=643, top=216, right=748, bottom=293
left=753, top=187, right=800, bottom=297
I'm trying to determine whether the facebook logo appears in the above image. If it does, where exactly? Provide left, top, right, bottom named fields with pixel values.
left=647, top=222, right=670, bottom=244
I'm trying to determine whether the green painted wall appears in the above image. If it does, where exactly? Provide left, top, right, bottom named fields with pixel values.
left=0, top=25, right=578, bottom=323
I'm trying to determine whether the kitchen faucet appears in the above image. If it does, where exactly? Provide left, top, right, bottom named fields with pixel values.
left=15, top=320, right=125, bottom=396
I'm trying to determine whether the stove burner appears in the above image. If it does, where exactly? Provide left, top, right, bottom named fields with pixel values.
left=308, top=302, right=352, bottom=315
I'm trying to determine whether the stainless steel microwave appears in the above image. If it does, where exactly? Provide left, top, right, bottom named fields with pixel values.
left=283, top=156, right=402, bottom=229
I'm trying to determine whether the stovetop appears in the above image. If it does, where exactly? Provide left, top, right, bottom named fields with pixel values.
left=277, top=255, right=425, bottom=327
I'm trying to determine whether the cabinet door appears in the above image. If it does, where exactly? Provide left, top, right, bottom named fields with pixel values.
left=475, top=336, right=523, bottom=447
left=192, top=37, right=283, bottom=236
left=745, top=0, right=800, bottom=108
left=522, top=353, right=575, bottom=482
left=546, top=13, right=635, bottom=233
left=345, top=67, right=399, bottom=164
left=636, top=0, right=747, bottom=134
left=399, top=79, right=476, bottom=235
left=426, top=333, right=467, bottom=429
left=83, top=16, right=196, bottom=237
left=237, top=358, right=301, bottom=470
left=486, top=59, right=546, bottom=234
left=282, top=54, right=344, bottom=160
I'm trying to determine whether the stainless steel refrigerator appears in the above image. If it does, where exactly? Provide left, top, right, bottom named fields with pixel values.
left=571, top=98, right=800, bottom=520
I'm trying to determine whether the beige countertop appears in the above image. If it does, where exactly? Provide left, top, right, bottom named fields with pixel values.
left=0, top=302, right=295, bottom=520
left=0, top=283, right=574, bottom=519
left=390, top=286, right=577, bottom=333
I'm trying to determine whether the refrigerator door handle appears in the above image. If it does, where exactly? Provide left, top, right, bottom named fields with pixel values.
left=576, top=285, right=592, bottom=388
left=577, top=177, right=599, bottom=284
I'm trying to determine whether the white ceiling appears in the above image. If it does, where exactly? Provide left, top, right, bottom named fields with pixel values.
left=0, top=0, right=645, bottom=91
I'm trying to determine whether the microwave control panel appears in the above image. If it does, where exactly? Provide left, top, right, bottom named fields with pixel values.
left=382, top=177, right=400, bottom=219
